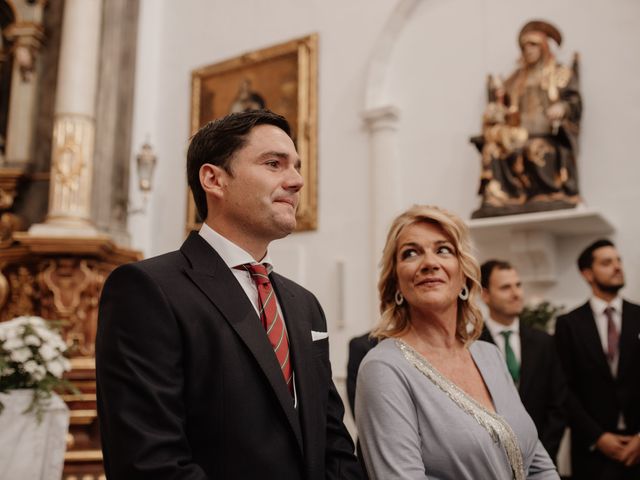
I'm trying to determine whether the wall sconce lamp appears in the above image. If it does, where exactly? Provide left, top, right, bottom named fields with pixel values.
left=128, top=141, right=157, bottom=215
left=136, top=141, right=157, bottom=193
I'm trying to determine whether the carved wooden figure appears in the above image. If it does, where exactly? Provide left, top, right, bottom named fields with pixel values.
left=471, top=20, right=582, bottom=218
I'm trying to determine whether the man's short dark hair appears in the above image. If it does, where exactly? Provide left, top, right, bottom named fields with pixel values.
left=577, top=239, right=615, bottom=271
left=186, top=109, right=291, bottom=220
left=480, top=259, right=513, bottom=289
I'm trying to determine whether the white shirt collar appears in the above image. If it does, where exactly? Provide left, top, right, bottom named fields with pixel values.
left=589, top=295, right=623, bottom=316
left=484, top=315, right=520, bottom=337
left=198, top=222, right=273, bottom=270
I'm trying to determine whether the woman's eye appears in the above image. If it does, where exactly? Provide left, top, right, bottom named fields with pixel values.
left=438, top=245, right=454, bottom=255
left=400, top=249, right=417, bottom=260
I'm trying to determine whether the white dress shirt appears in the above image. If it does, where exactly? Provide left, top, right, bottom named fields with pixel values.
left=199, top=222, right=278, bottom=316
left=199, top=223, right=297, bottom=406
left=484, top=316, right=521, bottom=365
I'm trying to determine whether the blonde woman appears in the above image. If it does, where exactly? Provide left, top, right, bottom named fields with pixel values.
left=355, top=205, right=558, bottom=479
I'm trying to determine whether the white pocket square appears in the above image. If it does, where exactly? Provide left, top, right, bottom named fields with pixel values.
left=311, top=330, right=329, bottom=341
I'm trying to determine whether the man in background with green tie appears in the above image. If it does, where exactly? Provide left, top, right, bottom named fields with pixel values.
left=479, top=259, right=567, bottom=464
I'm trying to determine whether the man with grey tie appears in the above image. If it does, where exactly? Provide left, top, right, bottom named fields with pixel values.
left=555, top=239, right=640, bottom=479
left=479, top=260, right=566, bottom=462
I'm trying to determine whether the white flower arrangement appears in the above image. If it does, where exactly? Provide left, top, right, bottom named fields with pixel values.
left=0, top=316, right=74, bottom=420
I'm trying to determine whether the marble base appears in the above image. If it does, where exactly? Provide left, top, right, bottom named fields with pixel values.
left=28, top=218, right=100, bottom=237
left=0, top=390, right=69, bottom=480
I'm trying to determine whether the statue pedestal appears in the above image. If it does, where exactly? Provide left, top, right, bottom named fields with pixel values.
left=469, top=206, right=614, bottom=284
left=0, top=390, right=69, bottom=480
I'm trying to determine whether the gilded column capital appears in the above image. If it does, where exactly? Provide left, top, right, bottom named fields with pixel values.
left=4, top=22, right=45, bottom=82
left=362, top=105, right=401, bottom=133
left=3, top=21, right=45, bottom=47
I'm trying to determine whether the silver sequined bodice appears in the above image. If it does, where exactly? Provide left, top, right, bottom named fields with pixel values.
left=397, top=340, right=526, bottom=480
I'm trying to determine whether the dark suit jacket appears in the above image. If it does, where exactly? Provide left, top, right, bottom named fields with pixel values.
left=480, top=324, right=567, bottom=460
left=555, top=300, right=640, bottom=477
left=346, top=333, right=379, bottom=417
left=96, top=232, right=362, bottom=479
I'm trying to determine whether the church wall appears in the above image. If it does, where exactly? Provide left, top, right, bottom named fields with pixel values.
left=385, top=0, right=640, bottom=309
left=128, top=0, right=397, bottom=389
left=127, top=0, right=640, bottom=406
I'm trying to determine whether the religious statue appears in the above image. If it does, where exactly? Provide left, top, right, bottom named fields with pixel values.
left=471, top=20, right=582, bottom=218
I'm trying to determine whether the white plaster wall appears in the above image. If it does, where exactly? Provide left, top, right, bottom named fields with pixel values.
left=386, top=0, right=640, bottom=311
left=127, top=0, right=398, bottom=413
left=128, top=0, right=640, bottom=423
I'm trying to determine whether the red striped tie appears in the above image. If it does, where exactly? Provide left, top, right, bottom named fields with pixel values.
left=240, top=263, right=293, bottom=395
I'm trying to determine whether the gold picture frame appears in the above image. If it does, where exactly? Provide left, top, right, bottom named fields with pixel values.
left=187, top=34, right=318, bottom=234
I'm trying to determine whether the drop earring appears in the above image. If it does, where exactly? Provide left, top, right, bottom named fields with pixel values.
left=395, top=290, right=404, bottom=306
left=459, top=285, right=469, bottom=301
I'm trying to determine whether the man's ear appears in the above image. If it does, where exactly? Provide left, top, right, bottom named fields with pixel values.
left=580, top=268, right=594, bottom=284
left=481, top=288, right=490, bottom=305
left=200, top=164, right=228, bottom=200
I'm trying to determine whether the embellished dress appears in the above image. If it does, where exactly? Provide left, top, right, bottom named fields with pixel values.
left=355, top=339, right=559, bottom=480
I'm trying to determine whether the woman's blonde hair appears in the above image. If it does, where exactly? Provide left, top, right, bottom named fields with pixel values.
left=371, top=205, right=483, bottom=345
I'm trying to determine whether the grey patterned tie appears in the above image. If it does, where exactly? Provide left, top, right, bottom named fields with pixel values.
left=604, top=306, right=619, bottom=365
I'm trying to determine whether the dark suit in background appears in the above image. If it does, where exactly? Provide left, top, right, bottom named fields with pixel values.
left=346, top=333, right=379, bottom=416
left=555, top=301, right=640, bottom=480
left=346, top=333, right=379, bottom=480
left=480, top=325, right=567, bottom=461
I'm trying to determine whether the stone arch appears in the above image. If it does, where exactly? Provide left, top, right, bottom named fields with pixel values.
left=361, top=0, right=423, bottom=284
left=363, top=0, right=422, bottom=111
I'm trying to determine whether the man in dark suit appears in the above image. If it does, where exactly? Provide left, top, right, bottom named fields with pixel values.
left=345, top=333, right=378, bottom=479
left=479, top=260, right=567, bottom=462
left=555, top=239, right=640, bottom=479
left=346, top=333, right=378, bottom=417
left=96, top=110, right=362, bottom=479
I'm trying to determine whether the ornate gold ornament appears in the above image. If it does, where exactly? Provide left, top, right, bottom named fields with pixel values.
left=52, top=136, right=84, bottom=190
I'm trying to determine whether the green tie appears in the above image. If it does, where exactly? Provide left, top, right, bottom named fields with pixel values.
left=499, top=330, right=520, bottom=384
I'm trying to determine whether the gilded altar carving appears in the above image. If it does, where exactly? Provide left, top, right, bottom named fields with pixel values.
left=0, top=268, right=8, bottom=310
left=0, top=212, right=22, bottom=246
left=0, top=237, right=134, bottom=357
left=3, top=21, right=45, bottom=83
left=0, top=168, right=28, bottom=243
left=48, top=115, right=95, bottom=220
left=0, top=186, right=13, bottom=208
left=4, top=265, right=37, bottom=320
left=38, top=258, right=107, bottom=356
left=52, top=137, right=84, bottom=189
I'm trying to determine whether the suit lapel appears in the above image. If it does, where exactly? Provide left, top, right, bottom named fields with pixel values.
left=271, top=273, right=317, bottom=457
left=518, top=326, right=534, bottom=396
left=577, top=303, right=613, bottom=380
left=479, top=326, right=495, bottom=345
left=617, top=301, right=640, bottom=379
left=180, top=233, right=303, bottom=452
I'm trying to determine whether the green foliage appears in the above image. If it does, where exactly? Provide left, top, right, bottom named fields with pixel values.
left=520, top=301, right=563, bottom=332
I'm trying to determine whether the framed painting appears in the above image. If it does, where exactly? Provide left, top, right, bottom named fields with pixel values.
left=187, top=33, right=318, bottom=233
